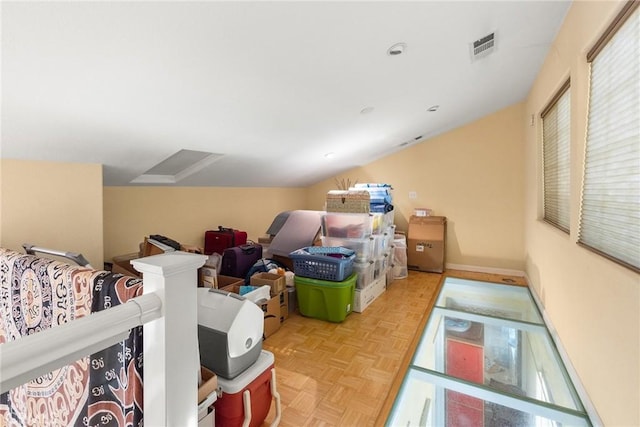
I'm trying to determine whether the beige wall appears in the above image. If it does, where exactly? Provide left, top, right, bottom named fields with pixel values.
left=103, top=186, right=307, bottom=261
left=524, top=1, right=639, bottom=425
left=0, top=159, right=104, bottom=267
left=307, top=103, right=526, bottom=272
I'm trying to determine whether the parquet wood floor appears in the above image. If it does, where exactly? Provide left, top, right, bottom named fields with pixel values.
left=259, top=269, right=525, bottom=426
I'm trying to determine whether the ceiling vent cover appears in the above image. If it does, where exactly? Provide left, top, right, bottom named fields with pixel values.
left=470, top=32, right=495, bottom=61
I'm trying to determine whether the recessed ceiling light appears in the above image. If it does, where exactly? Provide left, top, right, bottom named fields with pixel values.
left=387, top=43, right=406, bottom=56
left=360, top=107, right=375, bottom=115
left=324, top=152, right=336, bottom=159
left=427, top=105, right=440, bottom=112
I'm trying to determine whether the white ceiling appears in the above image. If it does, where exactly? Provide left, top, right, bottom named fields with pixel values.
left=1, top=1, right=571, bottom=187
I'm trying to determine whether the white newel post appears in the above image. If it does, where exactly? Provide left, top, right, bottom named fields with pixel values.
left=132, top=252, right=207, bottom=427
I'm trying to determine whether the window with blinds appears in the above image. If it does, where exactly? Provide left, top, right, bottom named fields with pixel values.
left=541, top=80, right=571, bottom=233
left=579, top=1, right=639, bottom=272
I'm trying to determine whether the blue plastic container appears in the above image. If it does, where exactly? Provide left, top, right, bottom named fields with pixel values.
left=289, top=247, right=355, bottom=281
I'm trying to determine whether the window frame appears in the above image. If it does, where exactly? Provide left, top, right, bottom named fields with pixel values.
left=578, top=0, right=640, bottom=273
left=541, top=79, right=571, bottom=234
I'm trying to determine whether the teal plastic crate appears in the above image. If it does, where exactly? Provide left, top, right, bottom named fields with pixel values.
left=294, top=273, right=356, bottom=322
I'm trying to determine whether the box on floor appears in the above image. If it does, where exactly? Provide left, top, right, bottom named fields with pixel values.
left=199, top=269, right=244, bottom=289
left=406, top=215, right=446, bottom=273
left=198, top=367, right=218, bottom=426
left=250, top=272, right=286, bottom=296
left=111, top=252, right=141, bottom=277
left=353, top=273, right=387, bottom=313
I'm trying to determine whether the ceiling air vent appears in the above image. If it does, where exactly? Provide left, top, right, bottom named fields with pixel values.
left=470, top=32, right=496, bottom=61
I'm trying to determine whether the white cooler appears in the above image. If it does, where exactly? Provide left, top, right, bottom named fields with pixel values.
left=197, top=288, right=264, bottom=379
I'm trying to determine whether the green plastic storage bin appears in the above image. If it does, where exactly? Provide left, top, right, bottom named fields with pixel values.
left=294, top=273, right=356, bottom=322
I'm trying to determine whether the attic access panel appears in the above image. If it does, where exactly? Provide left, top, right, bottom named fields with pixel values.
left=131, top=149, right=223, bottom=184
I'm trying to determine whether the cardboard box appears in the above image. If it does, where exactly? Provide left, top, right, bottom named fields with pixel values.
left=279, top=289, right=289, bottom=322
left=250, top=272, right=286, bottom=296
left=262, top=293, right=281, bottom=338
left=353, top=274, right=386, bottom=313
left=407, top=215, right=446, bottom=273
left=218, top=274, right=244, bottom=293
left=414, top=208, right=433, bottom=217
left=198, top=366, right=218, bottom=404
left=142, top=237, right=168, bottom=257
left=111, top=253, right=141, bottom=278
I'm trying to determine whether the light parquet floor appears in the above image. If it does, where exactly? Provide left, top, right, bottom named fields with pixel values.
left=260, top=270, right=526, bottom=427
left=260, top=270, right=441, bottom=427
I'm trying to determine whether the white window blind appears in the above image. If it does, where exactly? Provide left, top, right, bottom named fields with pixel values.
left=542, top=80, right=571, bottom=233
left=579, top=2, right=640, bottom=272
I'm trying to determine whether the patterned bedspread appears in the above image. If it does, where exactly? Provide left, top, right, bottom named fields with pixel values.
left=0, top=248, right=144, bottom=427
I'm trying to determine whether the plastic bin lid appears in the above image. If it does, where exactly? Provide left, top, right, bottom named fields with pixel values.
left=216, top=350, right=275, bottom=393
left=294, top=273, right=357, bottom=288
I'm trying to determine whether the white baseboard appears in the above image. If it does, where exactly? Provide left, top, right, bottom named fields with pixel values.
left=445, top=263, right=525, bottom=277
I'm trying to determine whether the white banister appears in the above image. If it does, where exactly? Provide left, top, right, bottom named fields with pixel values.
left=132, top=252, right=207, bottom=427
left=0, top=292, right=162, bottom=393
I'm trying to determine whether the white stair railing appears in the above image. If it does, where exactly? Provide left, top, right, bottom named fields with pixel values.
left=0, top=251, right=206, bottom=427
left=133, top=252, right=206, bottom=426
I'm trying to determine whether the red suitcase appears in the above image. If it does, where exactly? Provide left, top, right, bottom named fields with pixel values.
left=220, top=244, right=263, bottom=280
left=204, top=227, right=248, bottom=255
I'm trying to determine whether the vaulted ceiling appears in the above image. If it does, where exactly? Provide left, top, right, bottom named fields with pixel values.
left=1, top=1, right=571, bottom=187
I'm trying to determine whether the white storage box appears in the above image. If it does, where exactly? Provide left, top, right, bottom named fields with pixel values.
left=353, top=274, right=387, bottom=313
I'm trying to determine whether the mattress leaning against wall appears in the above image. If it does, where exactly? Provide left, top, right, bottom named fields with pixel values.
left=0, top=247, right=144, bottom=426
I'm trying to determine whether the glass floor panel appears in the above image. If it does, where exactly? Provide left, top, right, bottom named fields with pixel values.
left=435, top=277, right=544, bottom=324
left=386, top=277, right=591, bottom=426
left=387, top=368, right=590, bottom=427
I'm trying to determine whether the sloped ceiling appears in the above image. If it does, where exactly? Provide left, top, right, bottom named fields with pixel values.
left=1, top=1, right=570, bottom=187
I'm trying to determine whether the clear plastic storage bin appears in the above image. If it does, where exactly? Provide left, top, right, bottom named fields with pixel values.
left=353, top=260, right=375, bottom=289
left=370, top=235, right=386, bottom=259
left=321, top=213, right=373, bottom=238
left=320, top=236, right=373, bottom=262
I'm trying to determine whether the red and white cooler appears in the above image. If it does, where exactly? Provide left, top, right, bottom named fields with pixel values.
left=215, top=350, right=281, bottom=427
